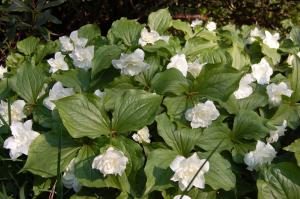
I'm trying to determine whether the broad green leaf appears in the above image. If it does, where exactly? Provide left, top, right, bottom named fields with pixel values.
left=284, top=138, right=300, bottom=167
left=199, top=152, right=236, bottom=191
left=261, top=45, right=281, bottom=65
left=290, top=27, right=300, bottom=46
left=156, top=113, right=200, bottom=156
left=110, top=18, right=143, bottom=46
left=151, top=69, right=189, bottom=96
left=270, top=104, right=300, bottom=129
left=92, top=45, right=122, bottom=78
left=36, top=40, right=60, bottom=62
left=172, top=19, right=193, bottom=39
left=10, top=62, right=46, bottom=103
left=112, top=90, right=162, bottom=133
left=163, top=96, right=187, bottom=119
left=148, top=8, right=172, bottom=33
left=290, top=56, right=300, bottom=102
left=229, top=44, right=250, bottom=70
left=194, top=63, right=242, bottom=101
left=23, top=132, right=80, bottom=178
left=53, top=69, right=90, bottom=92
left=0, top=79, right=10, bottom=100
left=32, top=104, right=52, bottom=128
left=182, top=37, right=217, bottom=57
left=257, top=162, right=300, bottom=199
left=232, top=110, right=269, bottom=140
left=78, top=24, right=101, bottom=42
left=200, top=48, right=232, bottom=64
left=17, top=36, right=40, bottom=55
left=197, top=123, right=233, bottom=152
left=232, top=140, right=256, bottom=163
left=144, top=149, right=177, bottom=195
left=55, top=94, right=111, bottom=138
left=187, top=188, right=216, bottom=199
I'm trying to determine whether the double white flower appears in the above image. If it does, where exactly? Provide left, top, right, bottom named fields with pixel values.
left=112, top=49, right=149, bottom=76
left=62, top=158, right=82, bottom=192
left=167, top=54, right=189, bottom=77
left=185, top=100, right=220, bottom=128
left=92, top=147, right=128, bottom=177
left=3, top=120, right=40, bottom=160
left=43, top=82, right=75, bottom=110
left=191, top=19, right=203, bottom=28
left=0, top=100, right=26, bottom=126
left=244, top=140, right=276, bottom=171
left=174, top=195, right=191, bottom=199
left=132, top=126, right=151, bottom=143
left=138, top=27, right=169, bottom=46
left=59, top=30, right=88, bottom=52
left=248, top=27, right=265, bottom=43
left=94, top=89, right=105, bottom=98
left=287, top=52, right=300, bottom=66
left=234, top=74, right=255, bottom=99
left=267, top=120, right=287, bottom=143
left=47, top=52, right=69, bottom=73
left=206, top=21, right=217, bottom=32
left=170, top=153, right=209, bottom=191
left=263, top=31, right=280, bottom=49
left=251, top=58, right=273, bottom=85
left=266, top=82, right=293, bottom=106
left=0, top=65, right=7, bottom=79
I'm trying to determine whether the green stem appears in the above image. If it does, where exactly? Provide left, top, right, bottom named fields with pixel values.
left=56, top=125, right=63, bottom=199
left=179, top=138, right=224, bottom=199
left=0, top=114, right=9, bottom=128
left=7, top=97, right=11, bottom=126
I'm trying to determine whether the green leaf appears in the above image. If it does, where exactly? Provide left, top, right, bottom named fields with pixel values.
left=270, top=104, right=300, bottom=129
left=290, top=27, right=300, bottom=46
left=53, top=69, right=90, bottom=92
left=257, top=162, right=300, bottom=199
left=23, top=132, right=80, bottom=178
left=156, top=114, right=200, bottom=156
left=163, top=96, right=187, bottom=119
left=78, top=24, right=101, bottom=42
left=197, top=123, right=233, bottom=152
left=194, top=63, right=242, bottom=101
left=199, top=152, right=236, bottom=191
left=232, top=110, right=269, bottom=140
left=151, top=69, right=189, bottom=96
left=284, top=138, right=300, bottom=167
left=148, top=8, right=172, bottom=33
left=290, top=56, right=300, bottom=102
left=112, top=90, right=162, bottom=133
left=229, top=44, right=250, bottom=70
left=172, top=19, right=193, bottom=39
left=144, top=149, right=177, bottom=195
left=110, top=18, right=143, bottom=46
left=182, top=37, right=217, bottom=58
left=200, top=48, right=232, bottom=64
left=261, top=45, right=281, bottom=65
left=10, top=62, right=46, bottom=103
left=92, top=45, right=122, bottom=78
left=187, top=189, right=216, bottom=199
left=55, top=94, right=111, bottom=138
left=32, top=104, right=52, bottom=128
left=17, top=36, right=40, bottom=55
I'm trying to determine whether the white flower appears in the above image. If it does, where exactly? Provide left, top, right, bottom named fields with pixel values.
left=174, top=195, right=191, bottom=199
left=3, top=120, right=39, bottom=160
left=70, top=30, right=88, bottom=47
left=92, top=147, right=128, bottom=177
left=185, top=100, right=220, bottom=128
left=0, top=65, right=7, bottom=79
left=112, top=49, right=149, bottom=76
left=234, top=74, right=255, bottom=99
left=69, top=46, right=94, bottom=70
left=47, top=52, right=69, bottom=73
left=287, top=52, right=300, bottom=66
left=267, top=120, right=287, bottom=143
left=263, top=31, right=280, bottom=49
left=266, top=82, right=293, bottom=106
left=244, top=140, right=276, bottom=171
left=138, top=27, right=169, bottom=46
left=132, top=126, right=151, bottom=143
left=0, top=100, right=26, bottom=126
left=43, top=82, right=74, bottom=110
left=59, top=36, right=74, bottom=52
left=206, top=21, right=217, bottom=31
left=248, top=27, right=265, bottom=43
left=251, top=58, right=273, bottom=85
left=170, top=153, right=209, bottom=191
left=191, top=19, right=203, bottom=28
left=62, top=158, right=82, bottom=192
left=187, top=59, right=205, bottom=78
left=94, top=89, right=105, bottom=98
left=167, top=54, right=189, bottom=77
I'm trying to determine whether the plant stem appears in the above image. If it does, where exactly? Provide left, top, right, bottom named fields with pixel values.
left=56, top=125, right=63, bottom=199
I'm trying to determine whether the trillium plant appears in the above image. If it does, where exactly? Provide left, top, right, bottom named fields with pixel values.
left=1, top=8, right=300, bottom=199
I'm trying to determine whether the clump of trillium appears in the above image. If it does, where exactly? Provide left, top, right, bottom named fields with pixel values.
left=132, top=126, right=151, bottom=143
left=266, top=82, right=293, bottom=106
left=3, top=120, right=40, bottom=160
left=251, top=58, right=273, bottom=85
left=247, top=27, right=280, bottom=49
left=112, top=48, right=149, bottom=76
left=92, top=147, right=128, bottom=177
left=185, top=100, right=220, bottom=128
left=62, top=158, right=82, bottom=192
left=170, top=153, right=209, bottom=191
left=244, top=140, right=276, bottom=171
left=43, top=82, right=75, bottom=110
left=138, top=27, right=169, bottom=46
